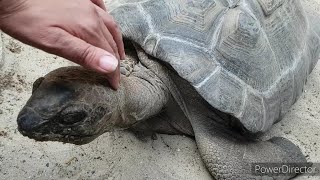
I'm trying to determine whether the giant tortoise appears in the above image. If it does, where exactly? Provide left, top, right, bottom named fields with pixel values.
left=17, top=0, right=320, bottom=179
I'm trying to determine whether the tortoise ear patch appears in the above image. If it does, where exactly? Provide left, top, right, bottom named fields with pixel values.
left=32, top=77, right=45, bottom=94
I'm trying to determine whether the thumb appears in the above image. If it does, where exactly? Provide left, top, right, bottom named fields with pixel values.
left=80, top=46, right=119, bottom=74
left=44, top=29, right=120, bottom=88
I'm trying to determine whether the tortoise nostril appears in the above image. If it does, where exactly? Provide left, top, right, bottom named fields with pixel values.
left=17, top=109, right=43, bottom=133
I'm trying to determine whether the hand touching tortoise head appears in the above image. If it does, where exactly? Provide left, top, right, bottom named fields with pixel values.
left=0, top=0, right=125, bottom=89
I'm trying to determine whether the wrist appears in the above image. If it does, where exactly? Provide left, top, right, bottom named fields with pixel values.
left=0, top=0, right=26, bottom=18
left=0, top=0, right=26, bottom=30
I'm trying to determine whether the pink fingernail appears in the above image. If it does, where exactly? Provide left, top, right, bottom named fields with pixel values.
left=99, top=55, right=118, bottom=72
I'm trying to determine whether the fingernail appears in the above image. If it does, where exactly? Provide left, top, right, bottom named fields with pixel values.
left=99, top=55, right=118, bottom=72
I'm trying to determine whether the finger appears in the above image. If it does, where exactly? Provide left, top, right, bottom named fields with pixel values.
left=97, top=21, right=121, bottom=90
left=96, top=7, right=126, bottom=60
left=46, top=28, right=120, bottom=89
left=95, top=7, right=120, bottom=60
left=107, top=63, right=121, bottom=89
left=96, top=21, right=120, bottom=60
left=96, top=18, right=121, bottom=89
left=90, top=0, right=107, bottom=11
left=75, top=10, right=117, bottom=60
left=101, top=28, right=120, bottom=60
left=93, top=17, right=121, bottom=87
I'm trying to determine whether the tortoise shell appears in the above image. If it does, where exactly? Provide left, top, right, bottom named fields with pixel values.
left=109, top=0, right=320, bottom=133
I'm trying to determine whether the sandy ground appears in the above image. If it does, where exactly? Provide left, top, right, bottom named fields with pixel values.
left=0, top=1, right=320, bottom=180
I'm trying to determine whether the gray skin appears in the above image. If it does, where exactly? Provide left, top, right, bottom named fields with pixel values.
left=17, top=0, right=320, bottom=179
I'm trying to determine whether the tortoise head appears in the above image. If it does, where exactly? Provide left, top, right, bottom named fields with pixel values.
left=17, top=67, right=122, bottom=144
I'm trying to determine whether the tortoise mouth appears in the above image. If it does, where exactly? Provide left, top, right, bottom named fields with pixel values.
left=17, top=107, right=101, bottom=145
left=19, top=129, right=100, bottom=145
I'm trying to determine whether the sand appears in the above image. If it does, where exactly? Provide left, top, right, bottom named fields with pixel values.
left=0, top=0, right=319, bottom=179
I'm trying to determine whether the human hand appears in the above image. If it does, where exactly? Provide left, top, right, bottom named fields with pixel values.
left=0, top=0, right=125, bottom=89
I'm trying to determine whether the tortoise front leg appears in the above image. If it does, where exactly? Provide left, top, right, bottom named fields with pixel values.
left=192, top=117, right=308, bottom=179
left=167, top=75, right=309, bottom=179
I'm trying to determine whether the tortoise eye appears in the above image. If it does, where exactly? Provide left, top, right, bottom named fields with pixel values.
left=58, top=111, right=87, bottom=125
left=59, top=106, right=88, bottom=125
